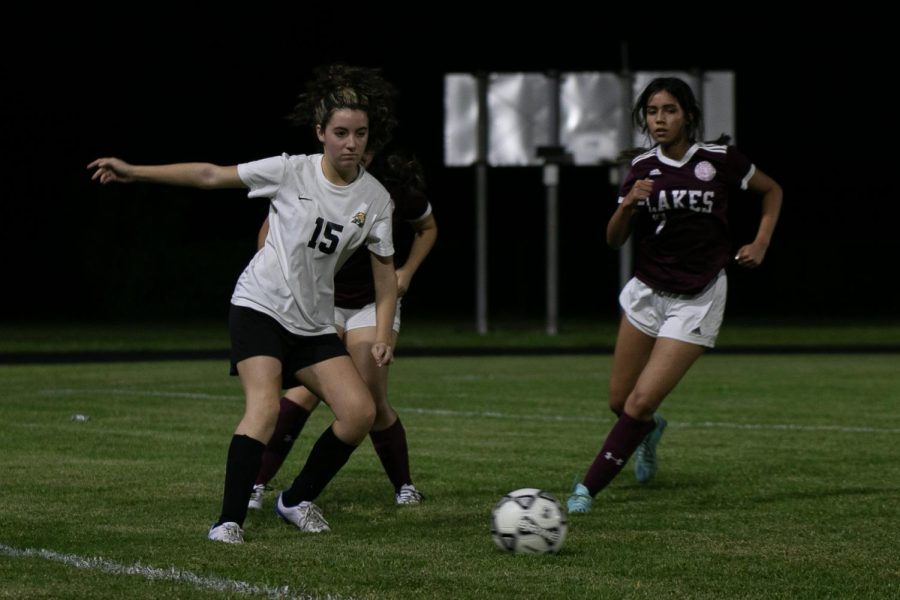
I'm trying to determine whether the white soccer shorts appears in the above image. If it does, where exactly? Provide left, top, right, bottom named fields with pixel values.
left=619, top=270, right=727, bottom=348
left=334, top=300, right=402, bottom=333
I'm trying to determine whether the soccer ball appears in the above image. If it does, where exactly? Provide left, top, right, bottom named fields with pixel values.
left=491, top=488, right=567, bottom=554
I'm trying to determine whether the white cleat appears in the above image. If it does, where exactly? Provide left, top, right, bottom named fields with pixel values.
left=208, top=521, right=244, bottom=544
left=248, top=484, right=266, bottom=510
left=275, top=493, right=330, bottom=533
left=395, top=483, right=424, bottom=506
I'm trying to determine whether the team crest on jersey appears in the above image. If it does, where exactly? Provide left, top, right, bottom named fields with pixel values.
left=694, top=161, right=716, bottom=182
left=351, top=211, right=367, bottom=228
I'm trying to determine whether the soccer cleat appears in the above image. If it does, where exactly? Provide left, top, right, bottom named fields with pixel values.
left=395, top=483, right=424, bottom=505
left=247, top=484, right=266, bottom=510
left=566, top=482, right=593, bottom=514
left=208, top=521, right=244, bottom=544
left=634, top=415, right=668, bottom=484
left=275, top=493, right=330, bottom=533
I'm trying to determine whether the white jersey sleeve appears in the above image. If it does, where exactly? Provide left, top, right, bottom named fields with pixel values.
left=366, top=208, right=394, bottom=257
left=237, top=155, right=288, bottom=200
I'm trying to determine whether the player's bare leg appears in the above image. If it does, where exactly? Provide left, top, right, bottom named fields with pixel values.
left=210, top=356, right=282, bottom=542
left=346, top=327, right=421, bottom=504
left=275, top=356, right=374, bottom=532
left=250, top=328, right=346, bottom=508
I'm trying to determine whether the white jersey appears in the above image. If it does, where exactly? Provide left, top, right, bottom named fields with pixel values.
left=231, top=153, right=393, bottom=336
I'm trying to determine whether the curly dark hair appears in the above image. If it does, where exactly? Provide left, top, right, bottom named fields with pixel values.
left=290, top=64, right=398, bottom=155
left=368, top=152, right=426, bottom=192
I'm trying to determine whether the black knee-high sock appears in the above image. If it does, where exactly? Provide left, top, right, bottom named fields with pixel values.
left=216, top=434, right=265, bottom=526
left=582, top=414, right=655, bottom=496
left=281, top=425, right=357, bottom=506
left=256, top=397, right=311, bottom=486
left=370, top=417, right=412, bottom=492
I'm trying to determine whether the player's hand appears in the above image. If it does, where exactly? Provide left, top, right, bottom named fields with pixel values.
left=87, top=157, right=134, bottom=184
left=624, top=178, right=653, bottom=207
left=734, top=242, right=768, bottom=268
left=371, top=342, right=394, bottom=367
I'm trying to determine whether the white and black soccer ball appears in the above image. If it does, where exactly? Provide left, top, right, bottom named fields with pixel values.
left=491, top=488, right=567, bottom=554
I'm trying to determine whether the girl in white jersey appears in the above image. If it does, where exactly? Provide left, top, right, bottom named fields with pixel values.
left=250, top=152, right=437, bottom=509
left=567, top=77, right=783, bottom=514
left=89, top=65, right=399, bottom=543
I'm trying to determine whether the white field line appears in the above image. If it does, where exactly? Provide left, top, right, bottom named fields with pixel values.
left=0, top=543, right=351, bottom=600
left=42, top=388, right=900, bottom=434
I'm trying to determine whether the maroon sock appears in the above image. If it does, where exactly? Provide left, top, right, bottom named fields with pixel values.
left=255, top=397, right=311, bottom=486
left=582, top=413, right=655, bottom=496
left=370, top=418, right=412, bottom=492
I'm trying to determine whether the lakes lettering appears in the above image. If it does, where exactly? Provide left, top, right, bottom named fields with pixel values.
left=647, top=190, right=714, bottom=219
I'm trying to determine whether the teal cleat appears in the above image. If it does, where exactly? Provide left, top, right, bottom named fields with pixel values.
left=566, top=482, right=593, bottom=514
left=634, top=415, right=668, bottom=483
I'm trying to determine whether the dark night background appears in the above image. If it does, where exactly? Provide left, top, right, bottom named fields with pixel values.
left=3, top=14, right=897, bottom=330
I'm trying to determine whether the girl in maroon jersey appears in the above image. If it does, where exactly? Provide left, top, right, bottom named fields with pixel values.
left=250, top=151, right=437, bottom=509
left=567, top=77, right=782, bottom=513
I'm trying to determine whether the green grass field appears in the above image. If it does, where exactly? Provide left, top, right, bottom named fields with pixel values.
left=1, top=351, right=898, bottom=599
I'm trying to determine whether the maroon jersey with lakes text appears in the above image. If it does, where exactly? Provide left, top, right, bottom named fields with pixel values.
left=619, top=143, right=755, bottom=295
left=333, top=184, right=431, bottom=308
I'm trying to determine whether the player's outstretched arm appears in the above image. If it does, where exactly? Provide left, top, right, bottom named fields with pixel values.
left=87, top=157, right=245, bottom=189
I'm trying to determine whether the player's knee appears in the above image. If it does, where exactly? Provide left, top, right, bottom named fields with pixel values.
left=625, top=389, right=661, bottom=420
left=608, top=394, right=626, bottom=415
left=371, top=388, right=391, bottom=414
left=284, top=386, right=320, bottom=412
left=341, top=393, right=376, bottom=435
left=240, top=401, right=280, bottom=441
left=608, top=379, right=630, bottom=409
left=357, top=401, right=376, bottom=430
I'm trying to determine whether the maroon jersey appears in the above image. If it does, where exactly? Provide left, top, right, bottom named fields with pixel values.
left=334, top=184, right=431, bottom=308
left=619, top=143, right=754, bottom=294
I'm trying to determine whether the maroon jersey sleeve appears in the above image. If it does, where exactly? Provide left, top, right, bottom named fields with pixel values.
left=724, top=145, right=755, bottom=190
left=618, top=168, right=639, bottom=201
left=617, top=153, right=654, bottom=201
left=393, top=187, right=430, bottom=222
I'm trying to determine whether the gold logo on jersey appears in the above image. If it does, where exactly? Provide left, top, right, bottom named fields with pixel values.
left=351, top=211, right=367, bottom=228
